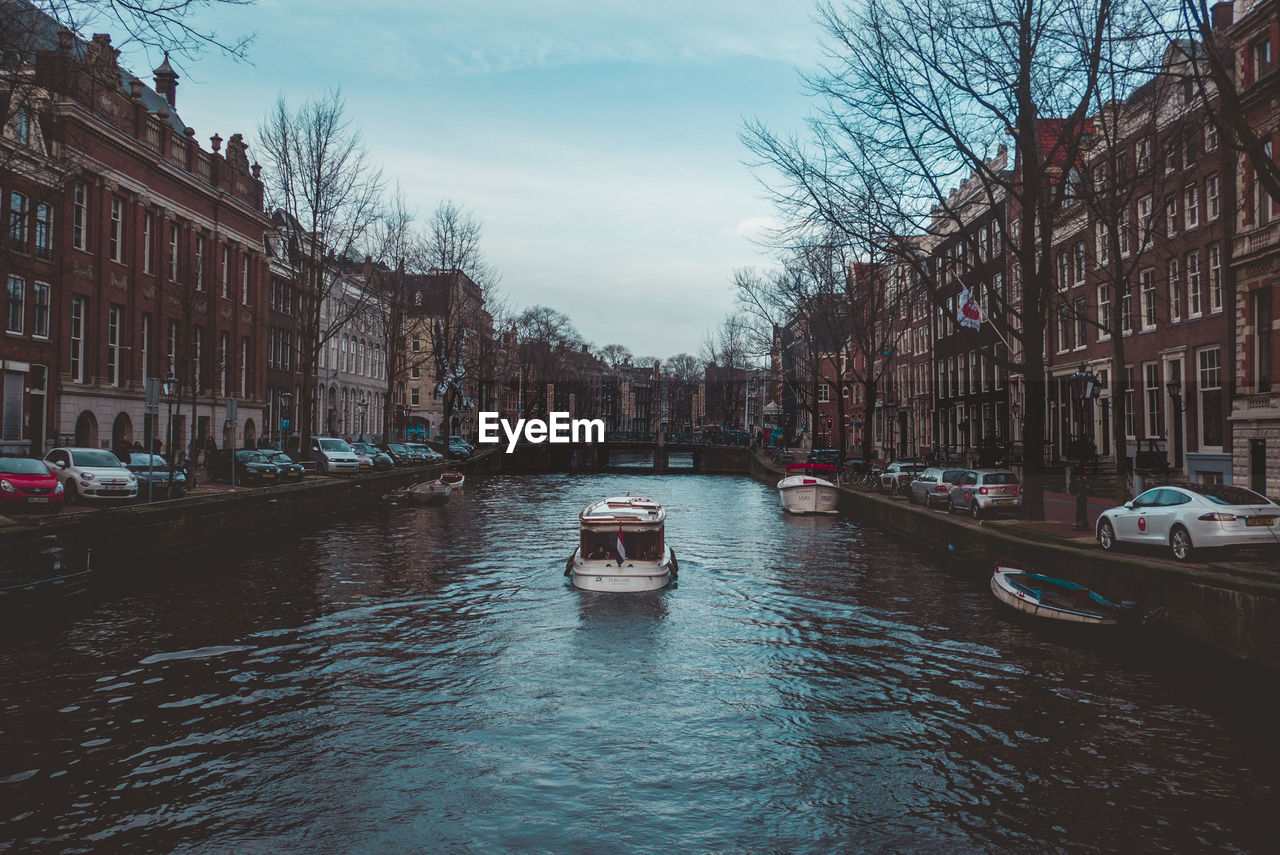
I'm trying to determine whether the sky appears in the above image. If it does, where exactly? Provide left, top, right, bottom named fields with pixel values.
left=103, top=0, right=826, bottom=360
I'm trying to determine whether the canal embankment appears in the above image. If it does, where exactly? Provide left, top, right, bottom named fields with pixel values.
left=750, top=454, right=1280, bottom=670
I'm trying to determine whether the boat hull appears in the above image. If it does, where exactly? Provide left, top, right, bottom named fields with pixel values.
left=569, top=547, right=673, bottom=592
left=777, top=478, right=839, bottom=514
left=990, top=568, right=1119, bottom=625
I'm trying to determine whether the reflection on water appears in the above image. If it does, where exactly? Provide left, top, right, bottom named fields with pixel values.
left=1, top=473, right=1277, bottom=853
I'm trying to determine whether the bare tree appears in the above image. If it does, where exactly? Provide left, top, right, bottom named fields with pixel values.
left=598, top=344, right=634, bottom=369
left=256, top=89, right=382, bottom=457
left=514, top=305, right=582, bottom=417
left=699, top=313, right=758, bottom=432
left=662, top=352, right=704, bottom=434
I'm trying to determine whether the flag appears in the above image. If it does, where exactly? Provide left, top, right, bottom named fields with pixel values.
left=616, top=525, right=627, bottom=563
left=958, top=286, right=981, bottom=330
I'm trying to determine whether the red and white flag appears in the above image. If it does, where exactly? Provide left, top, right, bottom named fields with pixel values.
left=957, top=286, right=981, bottom=330
left=616, top=525, right=627, bottom=563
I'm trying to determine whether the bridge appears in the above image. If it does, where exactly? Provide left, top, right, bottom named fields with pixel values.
left=477, top=436, right=754, bottom=475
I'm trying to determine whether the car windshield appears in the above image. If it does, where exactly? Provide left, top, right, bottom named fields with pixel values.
left=319, top=439, right=351, bottom=452
left=388, top=444, right=407, bottom=453
left=0, top=458, right=51, bottom=475
left=264, top=452, right=291, bottom=463
left=70, top=450, right=123, bottom=468
left=981, top=472, right=1019, bottom=485
left=127, top=454, right=167, bottom=467
left=235, top=450, right=267, bottom=462
left=1187, top=484, right=1273, bottom=506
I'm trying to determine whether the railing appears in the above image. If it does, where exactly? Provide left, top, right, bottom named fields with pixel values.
left=144, top=119, right=162, bottom=149
left=1232, top=221, right=1280, bottom=259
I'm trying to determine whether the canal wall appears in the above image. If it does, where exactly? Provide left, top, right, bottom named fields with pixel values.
left=0, top=458, right=481, bottom=573
left=750, top=456, right=1280, bottom=670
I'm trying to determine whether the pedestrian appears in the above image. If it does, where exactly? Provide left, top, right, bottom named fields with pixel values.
left=1070, top=462, right=1091, bottom=529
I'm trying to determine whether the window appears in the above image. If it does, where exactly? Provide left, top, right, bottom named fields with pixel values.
left=1256, top=286, right=1272, bottom=392
left=109, top=197, right=123, bottom=262
left=195, top=235, right=205, bottom=290
left=1258, top=143, right=1274, bottom=225
left=1187, top=250, right=1202, bottom=317
left=1137, top=138, right=1151, bottom=171
left=1057, top=303, right=1071, bottom=352
left=1074, top=241, right=1086, bottom=282
left=240, top=337, right=248, bottom=397
left=141, top=313, right=150, bottom=381
left=167, top=320, right=178, bottom=375
left=1121, top=283, right=1133, bottom=334
left=1199, top=347, right=1223, bottom=448
left=193, top=326, right=203, bottom=391
left=143, top=213, right=154, bottom=273
left=410, top=387, right=420, bottom=406
left=1168, top=258, right=1181, bottom=322
left=70, top=297, right=86, bottom=383
left=33, top=282, right=49, bottom=338
left=168, top=224, right=178, bottom=281
left=1166, top=197, right=1178, bottom=237
left=219, top=331, right=229, bottom=396
left=1207, top=175, right=1219, bottom=220
left=107, top=305, right=121, bottom=387
left=1138, top=196, right=1153, bottom=249
left=1141, top=268, right=1156, bottom=330
left=1185, top=131, right=1198, bottom=167
left=1206, top=120, right=1219, bottom=152
left=1254, top=37, right=1271, bottom=81
left=1058, top=252, right=1070, bottom=291
left=1124, top=366, right=1136, bottom=438
left=241, top=256, right=250, bottom=304
left=1098, top=285, right=1111, bottom=339
left=73, top=182, right=88, bottom=250
left=1119, top=207, right=1131, bottom=257
left=8, top=192, right=28, bottom=251
left=1205, top=243, right=1222, bottom=313
left=221, top=246, right=229, bottom=295
left=818, top=383, right=830, bottom=403
left=5, top=275, right=23, bottom=333
left=14, top=105, right=30, bottom=145
left=1095, top=220, right=1109, bottom=266
left=1074, top=296, right=1087, bottom=348
left=1185, top=185, right=1199, bottom=229
left=33, top=203, right=51, bottom=259
left=1144, top=362, right=1163, bottom=437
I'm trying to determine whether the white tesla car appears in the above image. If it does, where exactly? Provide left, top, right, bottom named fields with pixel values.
left=1095, top=483, right=1280, bottom=562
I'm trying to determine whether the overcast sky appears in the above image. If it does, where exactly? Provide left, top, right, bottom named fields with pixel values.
left=107, top=0, right=823, bottom=359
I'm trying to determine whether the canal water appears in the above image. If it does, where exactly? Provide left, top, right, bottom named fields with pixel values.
left=2, top=473, right=1277, bottom=853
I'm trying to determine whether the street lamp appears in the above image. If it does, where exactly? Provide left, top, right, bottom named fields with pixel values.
left=1068, top=363, right=1101, bottom=460
left=356, top=398, right=368, bottom=442
left=1166, top=377, right=1184, bottom=470
left=162, top=373, right=180, bottom=487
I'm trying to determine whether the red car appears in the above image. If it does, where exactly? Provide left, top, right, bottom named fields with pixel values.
left=0, top=457, right=65, bottom=512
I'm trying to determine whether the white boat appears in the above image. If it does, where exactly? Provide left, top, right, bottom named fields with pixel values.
left=565, top=495, right=678, bottom=592
left=990, top=561, right=1122, bottom=625
left=777, top=463, right=840, bottom=514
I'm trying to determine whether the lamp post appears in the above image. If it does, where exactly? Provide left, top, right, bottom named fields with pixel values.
left=1166, top=377, right=1184, bottom=470
left=356, top=398, right=368, bottom=442
left=1067, top=363, right=1101, bottom=461
left=163, top=373, right=179, bottom=489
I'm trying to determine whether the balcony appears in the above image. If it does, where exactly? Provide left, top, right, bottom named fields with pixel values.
left=1231, top=384, right=1280, bottom=420
left=1232, top=221, right=1280, bottom=263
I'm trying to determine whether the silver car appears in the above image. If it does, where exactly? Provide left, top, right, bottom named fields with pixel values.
left=947, top=469, right=1022, bottom=519
left=878, top=462, right=926, bottom=495
left=908, top=467, right=968, bottom=509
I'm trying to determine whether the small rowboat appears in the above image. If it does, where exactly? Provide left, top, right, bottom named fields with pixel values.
left=439, top=471, right=465, bottom=488
left=407, top=479, right=452, bottom=507
left=990, top=561, right=1126, bottom=625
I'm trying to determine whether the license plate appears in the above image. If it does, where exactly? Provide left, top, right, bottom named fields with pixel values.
left=997, top=499, right=1016, bottom=505
left=263, top=473, right=275, bottom=478
left=1247, top=516, right=1275, bottom=526
left=103, top=489, right=128, bottom=495
left=27, top=497, right=49, bottom=503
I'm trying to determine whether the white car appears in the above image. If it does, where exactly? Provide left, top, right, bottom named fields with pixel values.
left=43, top=447, right=138, bottom=502
left=311, top=437, right=361, bottom=475
left=1096, top=483, right=1280, bottom=562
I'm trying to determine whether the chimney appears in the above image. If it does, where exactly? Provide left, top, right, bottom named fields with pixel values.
left=153, top=52, right=178, bottom=108
left=1211, top=2, right=1233, bottom=30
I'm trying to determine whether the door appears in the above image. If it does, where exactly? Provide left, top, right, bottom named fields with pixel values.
left=1119, top=488, right=1163, bottom=541
left=1140, top=488, right=1177, bottom=544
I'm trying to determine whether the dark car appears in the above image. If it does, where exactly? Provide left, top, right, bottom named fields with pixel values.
left=352, top=442, right=394, bottom=471
left=124, top=452, right=189, bottom=499
left=379, top=443, right=417, bottom=465
left=258, top=450, right=306, bottom=482
left=208, top=449, right=282, bottom=486
left=808, top=449, right=842, bottom=467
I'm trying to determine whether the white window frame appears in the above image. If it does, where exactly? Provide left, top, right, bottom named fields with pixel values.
left=73, top=182, right=88, bottom=250
left=1168, top=258, right=1181, bottom=323
left=70, top=296, right=86, bottom=383
left=1140, top=268, right=1156, bottom=330
left=1209, top=243, right=1223, bottom=313
left=1187, top=250, right=1202, bottom=317
left=1185, top=185, right=1199, bottom=229
left=109, top=197, right=123, bottom=262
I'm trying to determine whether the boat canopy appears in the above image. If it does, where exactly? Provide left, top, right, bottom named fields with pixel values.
left=579, top=496, right=666, bottom=562
left=579, top=495, right=666, bottom=526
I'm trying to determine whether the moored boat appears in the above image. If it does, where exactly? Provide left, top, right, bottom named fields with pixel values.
left=777, top=463, right=840, bottom=514
left=990, top=561, right=1125, bottom=625
left=566, top=495, right=677, bottom=592
left=439, top=471, right=465, bottom=488
left=407, top=479, right=452, bottom=507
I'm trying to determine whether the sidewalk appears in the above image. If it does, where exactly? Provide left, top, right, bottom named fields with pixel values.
left=1013, top=489, right=1116, bottom=544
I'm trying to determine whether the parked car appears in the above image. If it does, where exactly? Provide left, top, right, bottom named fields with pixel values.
left=908, top=467, right=968, bottom=509
left=351, top=443, right=394, bottom=471
left=311, top=436, right=361, bottom=475
left=1096, top=483, right=1280, bottom=562
left=259, top=450, right=306, bottom=482
left=947, top=469, right=1022, bottom=519
left=0, top=456, right=64, bottom=512
left=808, top=449, right=842, bottom=467
left=408, top=442, right=444, bottom=463
left=123, top=452, right=188, bottom=499
left=208, top=449, right=282, bottom=486
left=44, top=447, right=138, bottom=502
left=436, top=438, right=472, bottom=458
left=379, top=443, right=417, bottom=466
left=878, top=462, right=926, bottom=495
left=449, top=435, right=475, bottom=453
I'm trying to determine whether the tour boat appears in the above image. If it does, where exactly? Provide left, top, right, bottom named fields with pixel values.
left=990, top=561, right=1125, bottom=625
left=777, top=463, right=840, bottom=514
left=407, top=479, right=452, bottom=507
left=565, top=495, right=678, bottom=592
